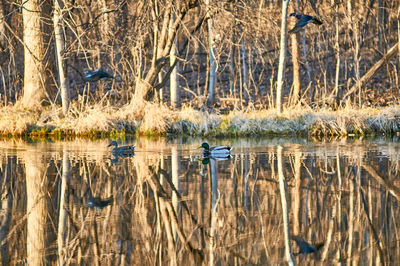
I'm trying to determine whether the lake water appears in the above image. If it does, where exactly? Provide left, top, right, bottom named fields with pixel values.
left=0, top=137, right=400, bottom=265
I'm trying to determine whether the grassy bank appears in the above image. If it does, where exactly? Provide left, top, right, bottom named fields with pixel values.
left=1, top=103, right=400, bottom=139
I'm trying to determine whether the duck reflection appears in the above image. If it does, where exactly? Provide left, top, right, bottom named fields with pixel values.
left=201, top=155, right=232, bottom=165
left=86, top=196, right=113, bottom=210
left=291, top=235, right=324, bottom=256
left=110, top=152, right=135, bottom=164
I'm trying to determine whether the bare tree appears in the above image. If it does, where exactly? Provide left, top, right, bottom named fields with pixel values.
left=170, top=12, right=180, bottom=108
left=238, top=24, right=249, bottom=102
left=334, top=0, right=341, bottom=106
left=0, top=0, right=6, bottom=49
left=206, top=0, right=217, bottom=106
left=131, top=1, right=199, bottom=105
left=54, top=0, right=70, bottom=115
left=21, top=0, right=50, bottom=108
left=276, top=0, right=290, bottom=114
left=289, top=0, right=300, bottom=106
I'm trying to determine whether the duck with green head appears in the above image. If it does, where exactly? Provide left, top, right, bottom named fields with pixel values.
left=199, top=142, right=232, bottom=156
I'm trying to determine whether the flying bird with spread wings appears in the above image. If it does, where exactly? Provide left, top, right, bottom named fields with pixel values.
left=288, top=13, right=323, bottom=34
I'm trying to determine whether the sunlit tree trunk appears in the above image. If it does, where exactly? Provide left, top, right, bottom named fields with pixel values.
left=378, top=0, right=385, bottom=52
left=0, top=0, right=6, bottom=49
left=25, top=151, right=50, bottom=265
left=289, top=1, right=300, bottom=106
left=169, top=13, right=179, bottom=108
left=238, top=24, right=249, bottom=102
left=276, top=0, right=290, bottom=114
left=334, top=0, right=341, bottom=106
left=398, top=7, right=400, bottom=63
left=54, top=0, right=70, bottom=115
left=206, top=0, right=217, bottom=106
left=301, top=31, right=313, bottom=103
left=229, top=38, right=236, bottom=98
left=347, top=0, right=361, bottom=106
left=21, top=0, right=49, bottom=108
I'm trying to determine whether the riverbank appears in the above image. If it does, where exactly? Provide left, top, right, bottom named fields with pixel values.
left=1, top=103, right=400, bottom=139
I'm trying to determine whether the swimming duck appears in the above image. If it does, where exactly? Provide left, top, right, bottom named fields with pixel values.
left=84, top=69, right=114, bottom=82
left=108, top=141, right=135, bottom=156
left=199, top=142, right=232, bottom=156
left=291, top=235, right=324, bottom=256
left=288, top=13, right=323, bottom=34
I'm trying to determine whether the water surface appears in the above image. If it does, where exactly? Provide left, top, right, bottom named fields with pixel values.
left=0, top=137, right=399, bottom=265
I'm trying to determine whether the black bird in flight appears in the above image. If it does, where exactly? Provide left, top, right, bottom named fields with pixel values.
left=291, top=235, right=324, bottom=256
left=86, top=196, right=113, bottom=210
left=83, top=69, right=114, bottom=82
left=288, top=13, right=323, bottom=34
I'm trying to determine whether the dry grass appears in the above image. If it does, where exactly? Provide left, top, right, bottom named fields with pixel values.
left=1, top=103, right=400, bottom=138
left=0, top=106, right=38, bottom=135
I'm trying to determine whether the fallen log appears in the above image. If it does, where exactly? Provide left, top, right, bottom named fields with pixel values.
left=342, top=42, right=399, bottom=102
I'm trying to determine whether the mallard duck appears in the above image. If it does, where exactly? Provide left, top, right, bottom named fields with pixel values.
left=108, top=141, right=135, bottom=156
left=84, top=69, right=114, bottom=82
left=199, top=142, right=232, bottom=156
left=291, top=235, right=324, bottom=256
left=288, top=13, right=323, bottom=34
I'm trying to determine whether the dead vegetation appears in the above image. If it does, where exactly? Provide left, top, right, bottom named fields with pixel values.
left=1, top=103, right=400, bottom=138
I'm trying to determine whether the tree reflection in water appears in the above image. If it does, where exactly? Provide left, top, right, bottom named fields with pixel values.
left=0, top=137, right=399, bottom=264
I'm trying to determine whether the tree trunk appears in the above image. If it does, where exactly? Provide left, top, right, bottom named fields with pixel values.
left=0, top=0, right=6, bottom=49
left=289, top=1, right=301, bottom=106
left=131, top=1, right=198, bottom=105
left=21, top=0, right=50, bottom=108
left=301, top=31, right=314, bottom=103
left=239, top=24, right=249, bottom=101
left=169, top=13, right=179, bottom=108
left=54, top=0, right=70, bottom=115
left=349, top=0, right=361, bottom=106
left=206, top=0, right=217, bottom=106
left=334, top=0, right=341, bottom=106
left=378, top=0, right=385, bottom=52
left=276, top=0, right=290, bottom=114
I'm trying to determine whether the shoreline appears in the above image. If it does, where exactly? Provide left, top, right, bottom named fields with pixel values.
left=1, top=103, right=400, bottom=140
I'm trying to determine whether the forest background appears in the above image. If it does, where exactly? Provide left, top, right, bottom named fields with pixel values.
left=0, top=0, right=400, bottom=138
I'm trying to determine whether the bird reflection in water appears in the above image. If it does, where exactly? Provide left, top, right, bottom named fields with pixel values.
left=201, top=155, right=232, bottom=165
left=291, top=235, right=324, bottom=256
left=86, top=196, right=113, bottom=210
left=110, top=152, right=135, bottom=164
